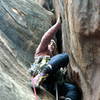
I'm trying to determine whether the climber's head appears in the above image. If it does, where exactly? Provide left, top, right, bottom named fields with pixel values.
left=48, top=39, right=57, bottom=56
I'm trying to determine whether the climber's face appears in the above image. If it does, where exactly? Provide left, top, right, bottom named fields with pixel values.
left=48, top=41, right=55, bottom=52
left=48, top=40, right=57, bottom=56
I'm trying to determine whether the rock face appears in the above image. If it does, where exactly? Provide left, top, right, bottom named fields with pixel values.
left=0, top=0, right=54, bottom=99
left=36, top=0, right=53, bottom=11
left=0, top=0, right=100, bottom=99
left=53, top=0, right=100, bottom=100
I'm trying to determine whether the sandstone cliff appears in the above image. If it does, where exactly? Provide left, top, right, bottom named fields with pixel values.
left=0, top=0, right=100, bottom=100
left=53, top=0, right=100, bottom=100
left=0, top=0, right=54, bottom=99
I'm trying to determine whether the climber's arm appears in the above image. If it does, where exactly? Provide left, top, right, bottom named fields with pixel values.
left=35, top=17, right=61, bottom=54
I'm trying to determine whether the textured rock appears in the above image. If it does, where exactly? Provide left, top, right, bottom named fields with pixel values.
left=0, top=71, right=34, bottom=100
left=36, top=0, right=53, bottom=11
left=53, top=0, right=100, bottom=100
left=0, top=0, right=54, bottom=99
left=0, top=0, right=54, bottom=68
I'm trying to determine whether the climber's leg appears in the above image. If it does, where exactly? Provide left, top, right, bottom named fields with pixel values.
left=58, top=83, right=81, bottom=100
left=43, top=53, right=69, bottom=74
left=31, top=53, right=69, bottom=87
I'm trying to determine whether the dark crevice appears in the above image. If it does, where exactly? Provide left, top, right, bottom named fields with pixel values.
left=56, top=28, right=62, bottom=53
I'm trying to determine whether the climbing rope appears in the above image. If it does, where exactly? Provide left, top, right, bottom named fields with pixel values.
left=31, top=77, right=46, bottom=100
left=31, top=74, right=59, bottom=100
left=55, top=83, right=59, bottom=100
left=31, top=77, right=38, bottom=100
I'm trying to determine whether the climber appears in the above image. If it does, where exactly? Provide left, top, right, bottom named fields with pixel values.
left=29, top=16, right=81, bottom=100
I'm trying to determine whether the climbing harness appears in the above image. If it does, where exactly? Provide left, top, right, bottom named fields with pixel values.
left=29, top=56, right=50, bottom=76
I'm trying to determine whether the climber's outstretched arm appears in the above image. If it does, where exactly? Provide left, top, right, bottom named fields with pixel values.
left=35, top=16, right=61, bottom=55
